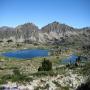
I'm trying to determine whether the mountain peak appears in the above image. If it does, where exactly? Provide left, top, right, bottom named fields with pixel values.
left=41, top=21, right=74, bottom=33
left=16, top=22, right=39, bottom=31
left=51, top=21, right=60, bottom=24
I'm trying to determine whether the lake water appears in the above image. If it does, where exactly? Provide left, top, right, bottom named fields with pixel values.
left=62, top=55, right=78, bottom=64
left=1, top=49, right=48, bottom=59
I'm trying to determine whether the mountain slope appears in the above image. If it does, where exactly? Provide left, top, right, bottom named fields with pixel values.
left=40, top=21, right=90, bottom=45
left=0, top=21, right=90, bottom=45
left=15, top=23, right=39, bottom=42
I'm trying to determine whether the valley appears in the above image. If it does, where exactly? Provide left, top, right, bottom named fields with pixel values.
left=0, top=22, right=90, bottom=90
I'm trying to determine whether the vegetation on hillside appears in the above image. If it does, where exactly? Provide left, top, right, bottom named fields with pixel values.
left=38, top=58, right=52, bottom=71
left=76, top=61, right=90, bottom=90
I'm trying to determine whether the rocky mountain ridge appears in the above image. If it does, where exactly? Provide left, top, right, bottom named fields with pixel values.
left=0, top=21, right=90, bottom=45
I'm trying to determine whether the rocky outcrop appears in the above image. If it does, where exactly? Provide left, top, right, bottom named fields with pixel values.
left=0, top=70, right=84, bottom=90
left=15, top=23, right=39, bottom=42
left=0, top=26, right=16, bottom=40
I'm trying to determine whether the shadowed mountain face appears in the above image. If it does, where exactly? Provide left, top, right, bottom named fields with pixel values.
left=0, top=21, right=90, bottom=45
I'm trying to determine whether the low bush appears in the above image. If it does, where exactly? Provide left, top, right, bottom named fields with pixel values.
left=38, top=58, right=52, bottom=71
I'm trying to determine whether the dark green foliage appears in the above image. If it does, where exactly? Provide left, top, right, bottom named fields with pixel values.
left=42, top=59, right=52, bottom=71
left=11, top=74, right=33, bottom=82
left=66, top=64, right=70, bottom=68
left=44, top=84, right=49, bottom=89
left=62, top=86, right=69, bottom=90
left=0, top=74, right=12, bottom=84
left=2, top=74, right=11, bottom=80
left=81, top=62, right=90, bottom=76
left=82, top=45, right=90, bottom=50
left=0, top=79, right=6, bottom=84
left=76, top=56, right=81, bottom=63
left=38, top=66, right=43, bottom=71
left=77, top=61, right=90, bottom=90
left=0, top=40, right=3, bottom=43
left=52, top=81, right=61, bottom=87
left=13, top=68, right=20, bottom=75
left=38, top=58, right=52, bottom=71
left=32, top=71, right=57, bottom=77
left=7, top=39, right=13, bottom=43
left=16, top=43, right=22, bottom=47
left=33, top=42, right=39, bottom=46
left=12, top=68, right=33, bottom=82
left=75, top=62, right=78, bottom=67
left=76, top=81, right=90, bottom=90
left=0, top=69, right=33, bottom=84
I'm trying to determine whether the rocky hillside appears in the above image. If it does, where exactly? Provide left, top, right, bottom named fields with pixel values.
left=15, top=23, right=39, bottom=42
left=0, top=26, right=16, bottom=40
left=40, top=22, right=90, bottom=45
left=0, top=21, right=90, bottom=45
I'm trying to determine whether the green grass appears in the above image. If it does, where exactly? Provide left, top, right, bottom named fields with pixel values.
left=0, top=68, right=33, bottom=84
left=31, top=70, right=58, bottom=77
left=0, top=45, right=87, bottom=86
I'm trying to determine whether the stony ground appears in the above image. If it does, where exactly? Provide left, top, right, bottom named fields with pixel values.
left=0, top=69, right=84, bottom=90
left=0, top=43, right=86, bottom=90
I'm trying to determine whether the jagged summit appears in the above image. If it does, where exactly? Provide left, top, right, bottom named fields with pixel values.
left=16, top=22, right=39, bottom=31
left=41, top=21, right=74, bottom=33
left=0, top=21, right=89, bottom=31
left=0, top=21, right=89, bottom=44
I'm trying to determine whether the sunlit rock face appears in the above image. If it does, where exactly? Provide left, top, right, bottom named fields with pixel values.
left=0, top=26, right=16, bottom=40
left=0, top=70, right=84, bottom=90
left=0, top=22, right=90, bottom=44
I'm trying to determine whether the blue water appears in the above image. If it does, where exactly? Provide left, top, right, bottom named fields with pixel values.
left=1, top=49, right=48, bottom=59
left=62, top=55, right=78, bottom=64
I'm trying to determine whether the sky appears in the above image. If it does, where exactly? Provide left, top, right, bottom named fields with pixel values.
left=0, top=0, right=90, bottom=28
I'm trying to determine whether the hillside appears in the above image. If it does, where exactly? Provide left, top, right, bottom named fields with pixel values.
left=0, top=21, right=90, bottom=45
